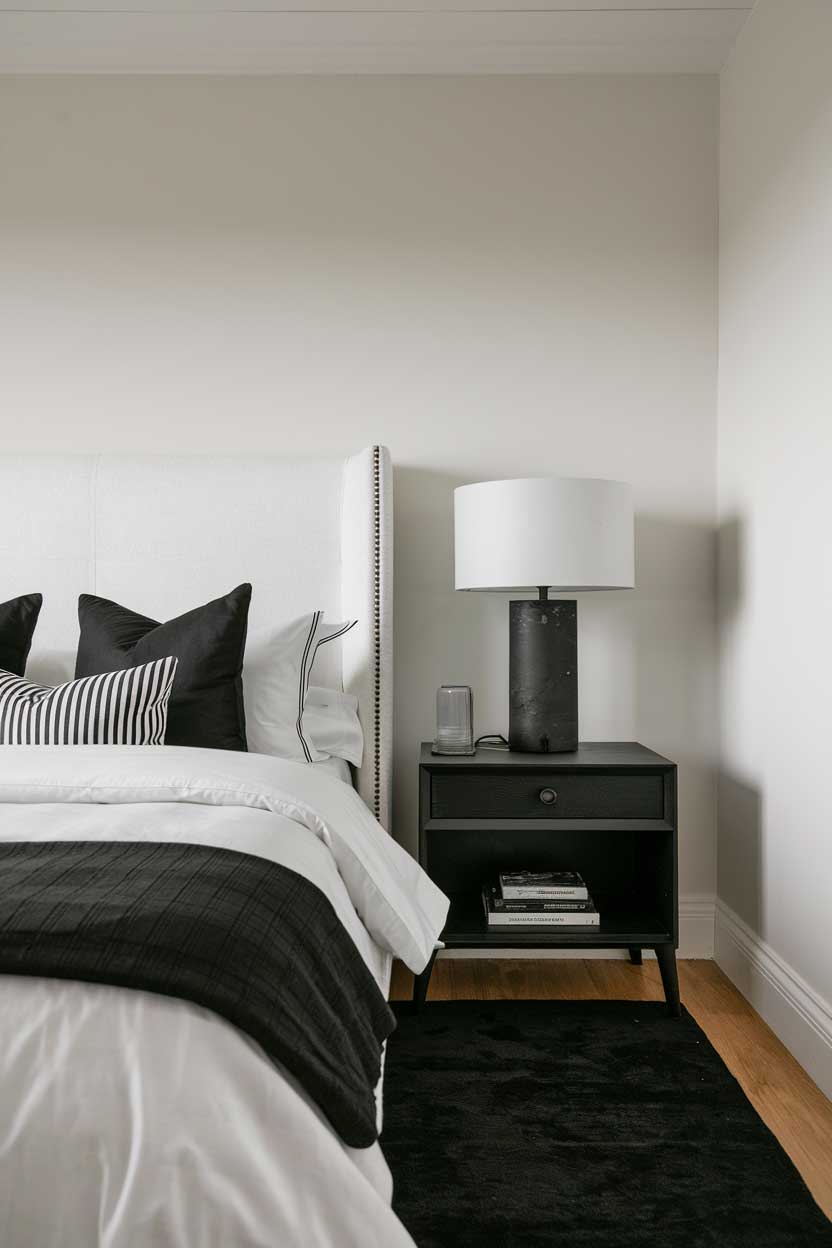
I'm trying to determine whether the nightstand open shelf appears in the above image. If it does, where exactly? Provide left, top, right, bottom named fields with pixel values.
left=418, top=742, right=680, bottom=1014
left=442, top=896, right=673, bottom=949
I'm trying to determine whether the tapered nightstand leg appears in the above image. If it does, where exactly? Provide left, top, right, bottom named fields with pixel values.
left=628, top=947, right=642, bottom=966
left=656, top=944, right=681, bottom=1017
left=413, top=950, right=437, bottom=1012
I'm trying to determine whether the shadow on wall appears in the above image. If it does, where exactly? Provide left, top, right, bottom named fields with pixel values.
left=716, top=511, right=763, bottom=933
left=717, top=513, right=744, bottom=626
left=632, top=511, right=718, bottom=745
left=390, top=465, right=719, bottom=882
left=716, top=770, right=763, bottom=935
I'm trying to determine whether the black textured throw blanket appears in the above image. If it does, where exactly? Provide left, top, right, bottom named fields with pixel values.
left=0, top=840, right=396, bottom=1148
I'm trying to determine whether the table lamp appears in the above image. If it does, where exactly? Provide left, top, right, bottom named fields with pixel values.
left=454, top=476, right=634, bottom=753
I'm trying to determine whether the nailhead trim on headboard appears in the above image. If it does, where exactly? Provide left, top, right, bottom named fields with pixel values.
left=372, top=445, right=382, bottom=822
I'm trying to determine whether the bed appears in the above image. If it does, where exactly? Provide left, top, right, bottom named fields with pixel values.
left=0, top=447, right=445, bottom=1248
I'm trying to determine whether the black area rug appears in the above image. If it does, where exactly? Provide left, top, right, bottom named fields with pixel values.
left=382, top=1001, right=832, bottom=1248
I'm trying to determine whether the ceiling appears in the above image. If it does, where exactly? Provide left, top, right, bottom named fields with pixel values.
left=0, top=1, right=754, bottom=75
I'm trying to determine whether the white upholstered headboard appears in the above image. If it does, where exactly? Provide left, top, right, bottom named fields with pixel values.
left=0, top=446, right=393, bottom=830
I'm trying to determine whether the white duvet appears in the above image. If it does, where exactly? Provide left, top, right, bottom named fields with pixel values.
left=0, top=746, right=448, bottom=1248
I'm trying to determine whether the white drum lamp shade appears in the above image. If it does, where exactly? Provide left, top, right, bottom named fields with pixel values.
left=454, top=477, right=634, bottom=593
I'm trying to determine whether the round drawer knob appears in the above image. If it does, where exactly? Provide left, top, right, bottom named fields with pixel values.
left=539, top=787, right=558, bottom=806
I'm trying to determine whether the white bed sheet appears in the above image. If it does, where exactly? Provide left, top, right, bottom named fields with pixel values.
left=0, top=746, right=447, bottom=1248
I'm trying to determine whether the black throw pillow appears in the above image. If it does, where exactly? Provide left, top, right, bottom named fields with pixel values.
left=0, top=593, right=43, bottom=677
left=75, top=584, right=251, bottom=751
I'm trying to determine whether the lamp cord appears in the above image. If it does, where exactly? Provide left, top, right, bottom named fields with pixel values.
left=474, top=734, right=510, bottom=751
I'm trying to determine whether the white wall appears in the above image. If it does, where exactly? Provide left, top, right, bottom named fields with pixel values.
left=717, top=0, right=832, bottom=1094
left=0, top=75, right=718, bottom=913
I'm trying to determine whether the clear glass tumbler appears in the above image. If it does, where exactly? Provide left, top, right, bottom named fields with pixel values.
left=433, top=685, right=475, bottom=755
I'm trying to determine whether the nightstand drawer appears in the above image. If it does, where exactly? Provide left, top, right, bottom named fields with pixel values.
left=430, top=769, right=664, bottom=820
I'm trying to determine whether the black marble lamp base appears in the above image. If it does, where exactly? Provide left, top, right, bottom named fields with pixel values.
left=508, top=594, right=578, bottom=753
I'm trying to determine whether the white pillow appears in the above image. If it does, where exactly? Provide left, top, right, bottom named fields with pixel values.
left=243, top=612, right=355, bottom=762
left=303, top=685, right=364, bottom=768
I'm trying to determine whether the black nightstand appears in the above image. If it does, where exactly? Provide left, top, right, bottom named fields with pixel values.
left=417, top=741, right=680, bottom=1015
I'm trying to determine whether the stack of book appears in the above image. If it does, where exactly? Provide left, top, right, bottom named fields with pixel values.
left=482, top=871, right=600, bottom=927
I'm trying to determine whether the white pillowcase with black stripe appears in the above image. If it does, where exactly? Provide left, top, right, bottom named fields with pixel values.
left=243, top=611, right=356, bottom=763
left=0, top=657, right=178, bottom=746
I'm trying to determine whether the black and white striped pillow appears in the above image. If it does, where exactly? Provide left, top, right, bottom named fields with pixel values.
left=0, top=657, right=178, bottom=746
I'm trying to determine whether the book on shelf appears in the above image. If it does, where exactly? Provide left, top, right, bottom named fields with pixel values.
left=498, top=870, right=589, bottom=901
left=482, top=887, right=600, bottom=927
left=483, top=886, right=594, bottom=913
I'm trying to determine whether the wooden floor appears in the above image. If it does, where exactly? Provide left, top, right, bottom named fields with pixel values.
left=390, top=957, right=832, bottom=1220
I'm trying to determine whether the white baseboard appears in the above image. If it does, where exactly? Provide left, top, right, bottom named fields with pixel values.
left=715, top=898, right=832, bottom=1102
left=438, top=893, right=715, bottom=961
